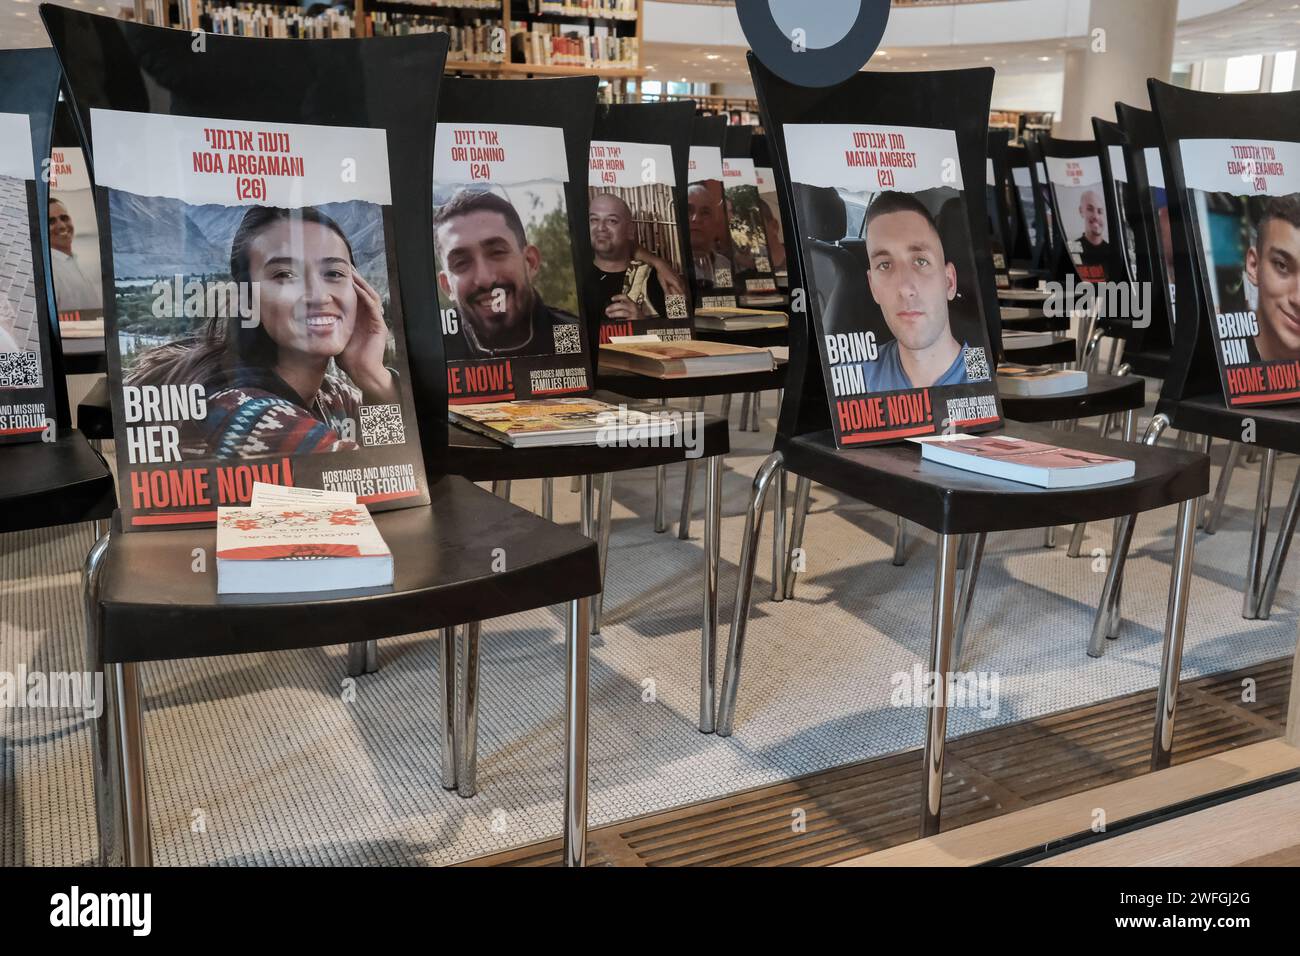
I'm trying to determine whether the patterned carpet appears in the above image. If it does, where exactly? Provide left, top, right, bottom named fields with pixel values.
left=2, top=386, right=1297, bottom=866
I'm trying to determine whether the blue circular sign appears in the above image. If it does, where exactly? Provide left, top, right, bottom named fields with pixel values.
left=738, top=0, right=891, bottom=88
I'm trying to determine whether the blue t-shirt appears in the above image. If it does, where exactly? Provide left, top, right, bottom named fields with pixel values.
left=861, top=340, right=971, bottom=392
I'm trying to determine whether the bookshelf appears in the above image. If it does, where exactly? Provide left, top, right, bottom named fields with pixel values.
left=161, top=0, right=643, bottom=78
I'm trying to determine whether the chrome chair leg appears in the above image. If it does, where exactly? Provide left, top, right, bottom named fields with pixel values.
left=720, top=393, right=733, bottom=421
left=593, top=472, right=613, bottom=634
left=455, top=621, right=481, bottom=796
left=84, top=531, right=123, bottom=867
left=700, top=455, right=722, bottom=733
left=570, top=476, right=581, bottom=493
left=1089, top=413, right=1171, bottom=656
left=563, top=596, right=591, bottom=868
left=921, top=534, right=961, bottom=838
left=892, top=515, right=908, bottom=566
left=439, top=626, right=458, bottom=791
left=750, top=391, right=761, bottom=431
left=738, top=392, right=752, bottom=432
left=346, top=640, right=378, bottom=677
left=654, top=465, right=667, bottom=532
left=677, top=459, right=697, bottom=540
left=716, top=452, right=785, bottom=737
left=491, top=479, right=511, bottom=502
left=1066, top=518, right=1088, bottom=558
left=783, top=476, right=812, bottom=599
left=542, top=477, right=554, bottom=521
left=771, top=465, right=787, bottom=602
left=112, top=661, right=153, bottom=866
left=1243, top=449, right=1277, bottom=619
left=951, top=532, right=987, bottom=668
left=1257, top=468, right=1300, bottom=622
left=1152, top=497, right=1200, bottom=771
left=1203, top=442, right=1241, bottom=535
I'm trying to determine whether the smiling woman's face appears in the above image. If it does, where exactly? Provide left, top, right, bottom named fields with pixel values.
left=247, top=220, right=357, bottom=359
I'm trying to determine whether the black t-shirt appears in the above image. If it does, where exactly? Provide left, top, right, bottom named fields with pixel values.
left=584, top=260, right=667, bottom=333
left=444, top=292, right=579, bottom=361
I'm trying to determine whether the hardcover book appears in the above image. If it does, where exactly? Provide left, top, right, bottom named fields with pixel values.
left=0, top=108, right=57, bottom=445
left=92, top=108, right=429, bottom=529
left=599, top=339, right=775, bottom=378
left=434, top=121, right=592, bottom=404
left=911, top=433, right=1134, bottom=487
left=450, top=395, right=677, bottom=448
left=48, top=145, right=105, bottom=338
left=1178, top=137, right=1300, bottom=407
left=587, top=139, right=692, bottom=343
left=784, top=122, right=1001, bottom=446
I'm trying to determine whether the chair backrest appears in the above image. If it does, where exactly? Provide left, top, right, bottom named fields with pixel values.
left=986, top=128, right=1018, bottom=262
left=1115, top=101, right=1177, bottom=353
left=0, top=48, right=67, bottom=438
left=751, top=55, right=1002, bottom=447
left=1037, top=133, right=1115, bottom=286
left=751, top=132, right=791, bottom=290
left=686, top=114, right=739, bottom=313
left=590, top=99, right=695, bottom=341
left=1148, top=78, right=1300, bottom=408
left=1006, top=142, right=1045, bottom=268
left=44, top=8, right=447, bottom=530
left=1021, top=137, right=1061, bottom=273
left=433, top=76, right=597, bottom=405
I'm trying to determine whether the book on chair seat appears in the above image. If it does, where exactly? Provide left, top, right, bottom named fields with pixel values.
left=450, top=396, right=677, bottom=448
left=216, top=487, right=393, bottom=595
left=910, top=433, right=1134, bottom=487
left=692, top=306, right=788, bottom=331
left=996, top=363, right=1087, bottom=396
left=599, top=340, right=775, bottom=378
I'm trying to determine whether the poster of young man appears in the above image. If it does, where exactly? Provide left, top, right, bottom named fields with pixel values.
left=755, top=164, right=788, bottom=288
left=784, top=123, right=1000, bottom=447
left=93, top=108, right=428, bottom=529
left=687, top=143, right=740, bottom=310
left=586, top=139, right=691, bottom=343
left=1046, top=153, right=1111, bottom=282
left=434, top=122, right=589, bottom=403
left=48, top=145, right=104, bottom=336
left=722, top=155, right=783, bottom=307
left=1181, top=137, right=1300, bottom=406
left=0, top=110, right=55, bottom=444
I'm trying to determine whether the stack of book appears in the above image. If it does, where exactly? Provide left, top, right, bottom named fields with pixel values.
left=216, top=484, right=394, bottom=595
left=600, top=340, right=776, bottom=378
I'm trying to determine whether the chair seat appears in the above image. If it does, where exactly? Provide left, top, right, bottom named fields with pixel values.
left=1003, top=338, right=1077, bottom=366
left=998, top=288, right=1050, bottom=305
left=1163, top=392, right=1300, bottom=455
left=61, top=335, right=107, bottom=375
left=1, top=429, right=115, bottom=533
left=1000, top=371, right=1145, bottom=423
left=77, top=376, right=113, bottom=440
left=446, top=390, right=730, bottom=481
left=94, top=474, right=600, bottom=664
left=1001, top=306, right=1068, bottom=333
left=596, top=360, right=787, bottom=400
left=777, top=421, right=1208, bottom=536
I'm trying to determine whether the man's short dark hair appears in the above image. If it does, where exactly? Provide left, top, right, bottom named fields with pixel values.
left=1257, top=194, right=1300, bottom=242
left=433, top=189, right=528, bottom=252
left=864, top=190, right=947, bottom=260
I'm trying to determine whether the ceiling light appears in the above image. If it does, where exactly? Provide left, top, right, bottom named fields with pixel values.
left=1038, top=56, right=1051, bottom=61
left=705, top=54, right=720, bottom=61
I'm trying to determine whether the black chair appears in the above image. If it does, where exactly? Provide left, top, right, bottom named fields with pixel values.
left=48, top=9, right=603, bottom=866
left=0, top=48, right=114, bottom=539
left=719, top=57, right=1208, bottom=838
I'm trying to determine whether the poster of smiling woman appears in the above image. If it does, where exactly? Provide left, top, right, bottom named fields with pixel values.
left=93, top=108, right=428, bottom=529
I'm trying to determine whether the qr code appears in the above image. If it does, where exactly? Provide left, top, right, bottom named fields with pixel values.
left=0, top=351, right=39, bottom=388
left=360, top=403, right=405, bottom=447
left=963, top=346, right=990, bottom=383
left=553, top=322, right=582, bottom=354
left=665, top=294, right=688, bottom=321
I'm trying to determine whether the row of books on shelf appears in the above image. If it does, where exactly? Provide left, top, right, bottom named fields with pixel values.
left=370, top=13, right=505, bottom=59
left=509, top=22, right=637, bottom=67
left=525, top=0, right=638, bottom=19
left=202, top=5, right=360, bottom=39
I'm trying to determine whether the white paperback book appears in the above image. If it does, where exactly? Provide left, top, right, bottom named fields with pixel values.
left=996, top=363, right=1088, bottom=396
left=910, top=433, right=1135, bottom=488
left=216, top=484, right=393, bottom=595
